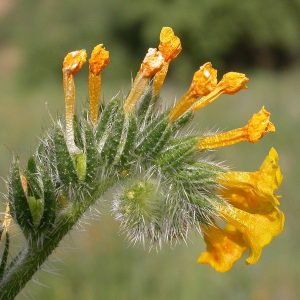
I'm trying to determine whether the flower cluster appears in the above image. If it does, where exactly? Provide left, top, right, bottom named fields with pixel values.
left=0, top=26, right=284, bottom=287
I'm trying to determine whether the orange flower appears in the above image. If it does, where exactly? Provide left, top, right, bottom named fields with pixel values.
left=153, top=27, right=182, bottom=95
left=124, top=48, right=164, bottom=114
left=192, top=72, right=249, bottom=111
left=219, top=148, right=282, bottom=211
left=62, top=49, right=87, bottom=154
left=198, top=107, right=275, bottom=149
left=198, top=148, right=284, bottom=271
left=198, top=224, right=246, bottom=272
left=88, top=44, right=110, bottom=125
left=169, top=62, right=217, bottom=122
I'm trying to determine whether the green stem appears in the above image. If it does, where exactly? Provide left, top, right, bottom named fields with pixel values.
left=0, top=178, right=115, bottom=300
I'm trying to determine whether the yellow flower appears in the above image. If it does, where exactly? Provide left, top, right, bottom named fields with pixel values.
left=219, top=148, right=282, bottom=211
left=169, top=62, right=217, bottom=122
left=153, top=27, right=182, bottom=96
left=89, top=44, right=110, bottom=75
left=198, top=148, right=284, bottom=270
left=88, top=44, right=110, bottom=125
left=198, top=107, right=275, bottom=150
left=63, top=49, right=87, bottom=75
left=192, top=72, right=249, bottom=111
left=62, top=49, right=87, bottom=154
left=198, top=224, right=246, bottom=272
left=158, top=26, right=182, bottom=62
left=217, top=204, right=284, bottom=265
left=123, top=48, right=164, bottom=114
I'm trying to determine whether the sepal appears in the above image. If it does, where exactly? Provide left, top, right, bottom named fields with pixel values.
left=8, top=160, right=34, bottom=234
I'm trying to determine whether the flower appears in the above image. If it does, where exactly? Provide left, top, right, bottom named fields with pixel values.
left=88, top=44, right=110, bottom=125
left=62, top=49, right=87, bottom=154
left=169, top=62, right=217, bottom=122
left=198, top=148, right=284, bottom=271
left=57, top=27, right=283, bottom=272
left=169, top=67, right=248, bottom=122
left=198, top=224, right=246, bottom=272
left=123, top=48, right=164, bottom=114
left=219, top=147, right=282, bottom=210
left=153, top=27, right=182, bottom=96
left=192, top=72, right=248, bottom=112
left=198, top=107, right=275, bottom=149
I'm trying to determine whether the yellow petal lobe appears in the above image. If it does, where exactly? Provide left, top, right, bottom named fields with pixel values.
left=63, top=49, right=87, bottom=74
left=192, top=72, right=249, bottom=112
left=169, top=62, right=217, bottom=122
left=198, top=225, right=246, bottom=272
left=217, top=204, right=284, bottom=265
left=218, top=72, right=249, bottom=95
left=246, top=107, right=275, bottom=143
left=89, top=44, right=110, bottom=75
left=190, top=62, right=218, bottom=97
left=88, top=44, right=110, bottom=125
left=219, top=148, right=282, bottom=211
left=158, top=27, right=182, bottom=62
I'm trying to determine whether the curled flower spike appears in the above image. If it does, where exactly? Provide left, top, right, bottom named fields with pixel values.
left=153, top=27, right=182, bottom=96
left=88, top=44, right=110, bottom=125
left=123, top=48, right=164, bottom=114
left=62, top=49, right=87, bottom=154
left=0, top=28, right=285, bottom=297
left=169, top=62, right=217, bottom=122
left=198, top=107, right=275, bottom=150
left=192, top=72, right=249, bottom=112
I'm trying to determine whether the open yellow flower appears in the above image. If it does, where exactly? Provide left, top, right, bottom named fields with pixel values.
left=198, top=148, right=284, bottom=271
left=217, top=204, right=284, bottom=265
left=219, top=148, right=282, bottom=211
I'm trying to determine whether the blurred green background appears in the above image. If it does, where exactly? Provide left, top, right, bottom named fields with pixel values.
left=0, top=0, right=299, bottom=299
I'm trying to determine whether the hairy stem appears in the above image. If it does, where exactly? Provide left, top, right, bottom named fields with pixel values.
left=0, top=178, right=115, bottom=300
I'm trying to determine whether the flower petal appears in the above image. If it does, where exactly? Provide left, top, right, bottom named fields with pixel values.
left=198, top=224, right=246, bottom=272
left=219, top=148, right=282, bottom=211
left=158, top=27, right=182, bottom=62
left=217, top=204, right=285, bottom=265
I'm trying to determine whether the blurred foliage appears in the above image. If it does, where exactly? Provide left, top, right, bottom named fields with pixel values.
left=1, top=0, right=300, bottom=86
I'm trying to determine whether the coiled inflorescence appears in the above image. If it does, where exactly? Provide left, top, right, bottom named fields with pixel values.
left=0, top=26, right=284, bottom=299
